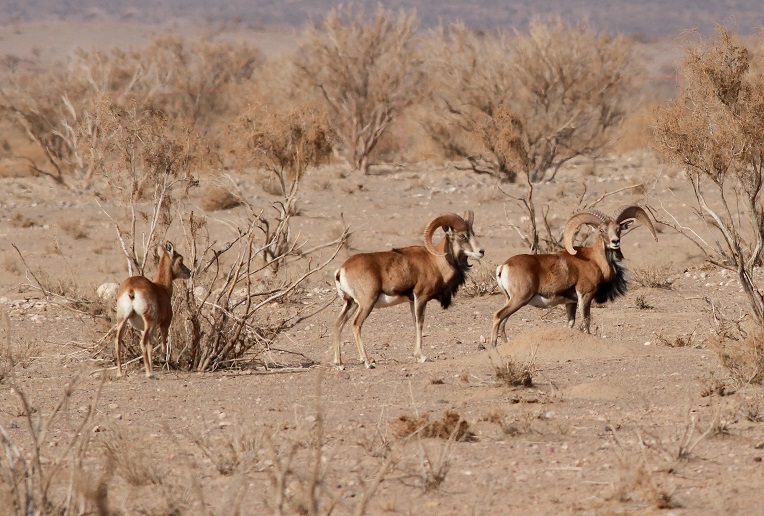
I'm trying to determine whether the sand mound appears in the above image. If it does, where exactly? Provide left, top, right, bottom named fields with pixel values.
left=494, top=326, right=640, bottom=363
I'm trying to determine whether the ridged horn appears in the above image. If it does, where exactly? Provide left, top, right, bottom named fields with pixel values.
left=615, top=205, right=658, bottom=241
left=423, top=213, right=468, bottom=256
left=563, top=211, right=611, bottom=255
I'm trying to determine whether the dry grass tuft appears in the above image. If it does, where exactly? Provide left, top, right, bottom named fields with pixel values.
left=631, top=264, right=673, bottom=290
left=58, top=219, right=89, bottom=240
left=635, top=294, right=653, bottom=310
left=100, top=426, right=164, bottom=486
left=9, top=212, right=35, bottom=228
left=389, top=410, right=475, bottom=441
left=699, top=372, right=736, bottom=397
left=656, top=329, right=698, bottom=348
left=494, top=356, right=535, bottom=387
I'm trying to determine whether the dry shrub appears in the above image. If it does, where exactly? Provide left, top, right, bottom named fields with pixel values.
left=710, top=328, right=764, bottom=387
left=166, top=202, right=347, bottom=373
left=631, top=264, right=673, bottom=289
left=655, top=329, right=698, bottom=348
left=200, top=186, right=242, bottom=212
left=652, top=27, right=764, bottom=324
left=190, top=424, right=262, bottom=476
left=226, top=102, right=334, bottom=196
left=100, top=427, right=164, bottom=486
left=389, top=411, right=476, bottom=442
left=635, top=295, right=654, bottom=310
left=0, top=377, right=104, bottom=515
left=293, top=5, right=423, bottom=174
left=0, top=34, right=258, bottom=190
left=424, top=19, right=638, bottom=182
left=420, top=23, right=514, bottom=173
left=494, top=356, right=535, bottom=388
left=462, top=260, right=499, bottom=297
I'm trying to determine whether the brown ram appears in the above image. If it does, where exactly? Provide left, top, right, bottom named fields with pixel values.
left=489, top=206, right=657, bottom=347
left=334, top=211, right=484, bottom=368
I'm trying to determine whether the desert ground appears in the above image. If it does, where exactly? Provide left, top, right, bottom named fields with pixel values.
left=2, top=19, right=764, bottom=516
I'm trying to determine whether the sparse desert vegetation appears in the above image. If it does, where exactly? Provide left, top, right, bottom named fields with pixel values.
left=2, top=6, right=764, bottom=515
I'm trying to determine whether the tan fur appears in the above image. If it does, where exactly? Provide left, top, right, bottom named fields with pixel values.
left=490, top=206, right=657, bottom=346
left=114, top=242, right=191, bottom=378
left=334, top=212, right=484, bottom=369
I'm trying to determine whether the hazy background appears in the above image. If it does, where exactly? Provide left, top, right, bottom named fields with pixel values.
left=1, top=0, right=762, bottom=38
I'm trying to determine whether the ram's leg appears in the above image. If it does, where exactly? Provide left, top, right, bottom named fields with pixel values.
left=565, top=302, right=577, bottom=328
left=412, top=297, right=428, bottom=363
left=578, top=292, right=595, bottom=334
left=332, top=298, right=356, bottom=369
left=488, top=297, right=527, bottom=349
left=351, top=304, right=376, bottom=369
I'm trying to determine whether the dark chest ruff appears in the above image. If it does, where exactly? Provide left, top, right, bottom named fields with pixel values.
left=594, top=248, right=628, bottom=304
left=436, top=256, right=469, bottom=309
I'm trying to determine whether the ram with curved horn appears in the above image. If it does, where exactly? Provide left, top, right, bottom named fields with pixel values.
left=333, top=211, right=484, bottom=369
left=488, top=205, right=657, bottom=348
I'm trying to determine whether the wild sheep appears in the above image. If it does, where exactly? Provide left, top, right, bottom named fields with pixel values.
left=114, top=242, right=191, bottom=378
left=334, top=211, right=484, bottom=368
left=489, top=205, right=657, bottom=347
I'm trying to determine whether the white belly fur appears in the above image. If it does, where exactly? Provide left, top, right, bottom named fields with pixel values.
left=528, top=294, right=570, bottom=308
left=374, top=293, right=407, bottom=308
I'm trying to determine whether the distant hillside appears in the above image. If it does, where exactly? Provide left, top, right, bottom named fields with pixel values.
left=1, top=0, right=762, bottom=38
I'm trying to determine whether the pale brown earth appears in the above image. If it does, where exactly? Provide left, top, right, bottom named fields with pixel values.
left=2, top=21, right=764, bottom=516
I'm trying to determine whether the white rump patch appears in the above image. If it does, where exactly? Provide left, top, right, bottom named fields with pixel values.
left=116, top=291, right=150, bottom=330
left=335, top=269, right=355, bottom=300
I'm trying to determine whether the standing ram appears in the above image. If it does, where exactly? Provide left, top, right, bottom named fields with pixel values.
left=488, top=205, right=657, bottom=347
left=334, top=211, right=484, bottom=369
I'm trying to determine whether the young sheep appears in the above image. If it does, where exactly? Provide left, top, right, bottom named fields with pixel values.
left=115, top=242, right=191, bottom=378
left=489, top=206, right=657, bottom=347
left=334, top=211, right=484, bottom=369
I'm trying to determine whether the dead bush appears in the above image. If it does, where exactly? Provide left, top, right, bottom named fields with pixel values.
left=293, top=5, right=423, bottom=174
left=226, top=102, right=334, bottom=197
left=424, top=19, right=638, bottom=182
left=389, top=411, right=476, bottom=442
left=493, top=355, right=535, bottom=388
left=462, top=260, right=499, bottom=297
left=0, top=376, right=104, bottom=515
left=709, top=328, right=764, bottom=387
left=0, top=34, right=259, bottom=190
left=652, top=27, right=764, bottom=324
left=632, top=264, right=674, bottom=290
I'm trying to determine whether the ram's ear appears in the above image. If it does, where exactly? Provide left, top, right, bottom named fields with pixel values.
left=165, top=241, right=175, bottom=256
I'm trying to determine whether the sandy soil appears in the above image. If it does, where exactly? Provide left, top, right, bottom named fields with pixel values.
left=2, top=148, right=764, bottom=515
left=1, top=20, right=764, bottom=516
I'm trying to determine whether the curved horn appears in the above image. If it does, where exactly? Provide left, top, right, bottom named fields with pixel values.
left=463, top=209, right=474, bottom=227
left=615, top=205, right=658, bottom=241
left=563, top=211, right=611, bottom=255
left=423, top=213, right=468, bottom=256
